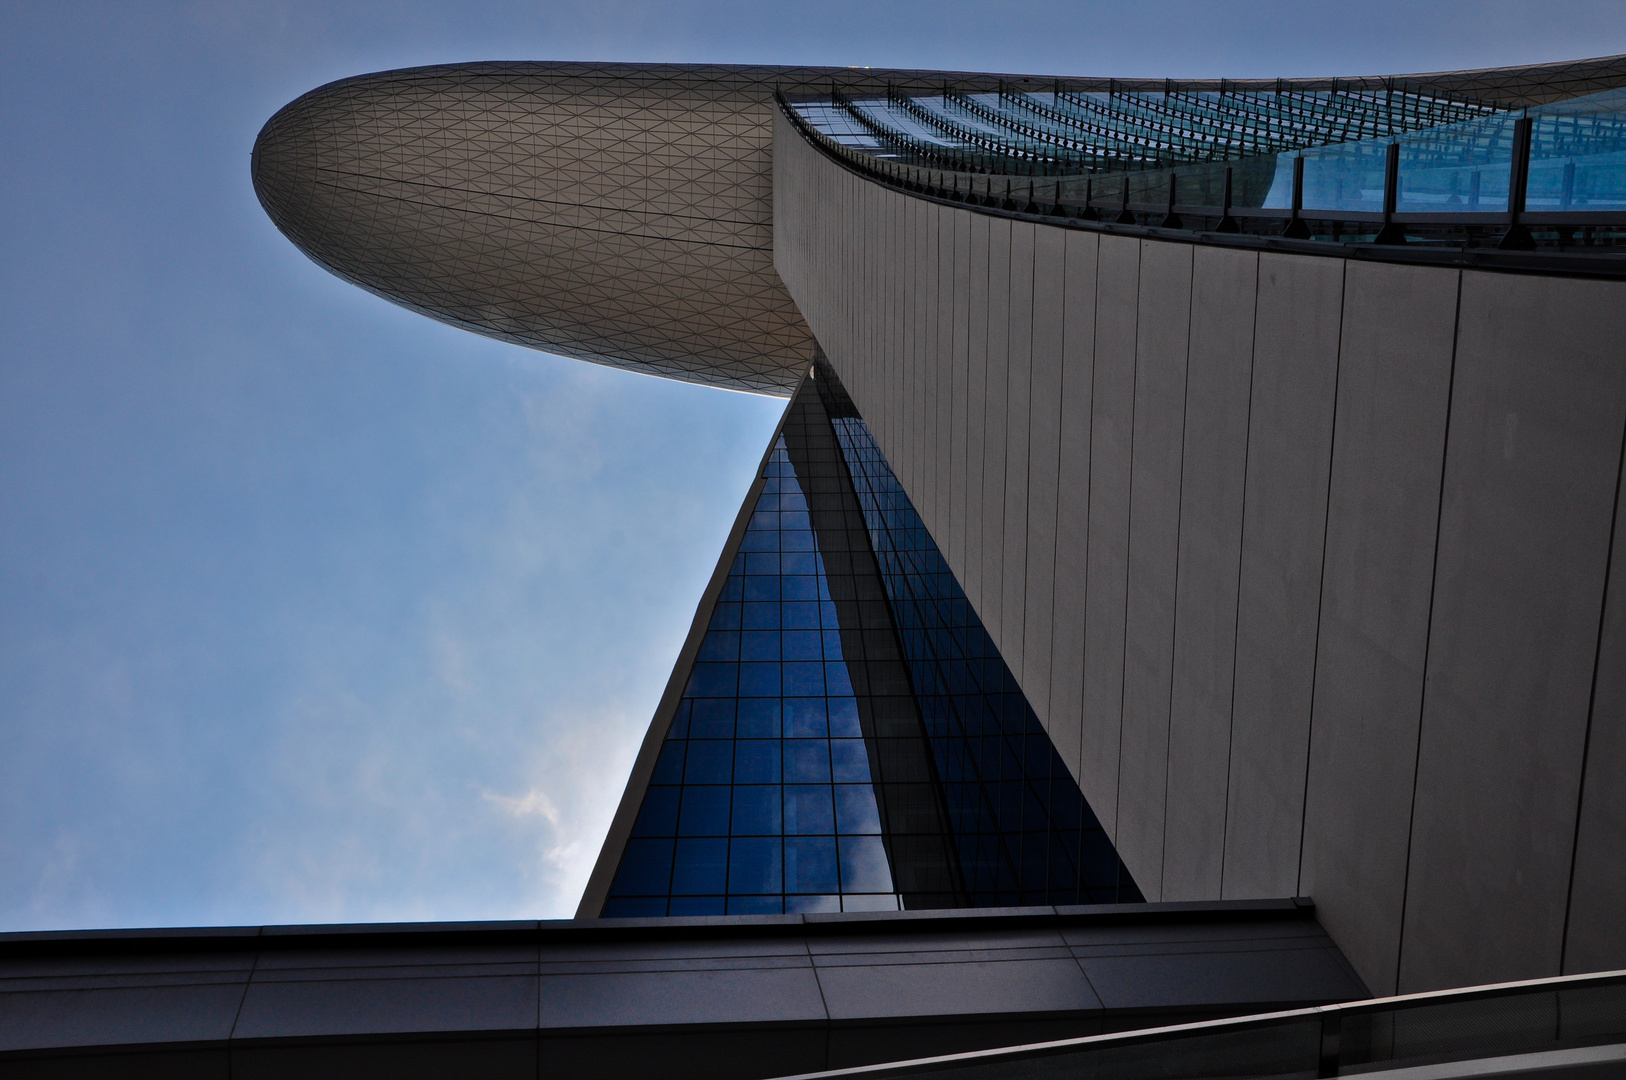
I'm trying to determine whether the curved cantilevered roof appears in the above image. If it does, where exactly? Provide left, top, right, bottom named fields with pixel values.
left=252, top=55, right=1626, bottom=395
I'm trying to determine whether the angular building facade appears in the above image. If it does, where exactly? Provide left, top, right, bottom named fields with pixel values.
left=6, top=53, right=1626, bottom=1080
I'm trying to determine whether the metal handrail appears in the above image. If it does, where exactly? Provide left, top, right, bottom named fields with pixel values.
left=769, top=967, right=1626, bottom=1080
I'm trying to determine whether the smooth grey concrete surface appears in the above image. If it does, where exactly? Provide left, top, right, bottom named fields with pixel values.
left=1222, top=253, right=1344, bottom=901
left=1023, top=225, right=1067, bottom=723
left=921, top=203, right=941, bottom=533
left=1297, top=263, right=1460, bottom=996
left=949, top=209, right=971, bottom=576
left=1049, top=229, right=1101, bottom=786
left=981, top=218, right=1012, bottom=647
left=771, top=116, right=1626, bottom=994
left=1080, top=234, right=1142, bottom=842
left=964, top=212, right=990, bottom=618
left=1161, top=245, right=1258, bottom=906
left=1002, top=221, right=1037, bottom=669
left=0, top=951, right=256, bottom=1052
left=0, top=904, right=1364, bottom=1080
left=1564, top=456, right=1626, bottom=975
left=1117, top=240, right=1195, bottom=902
left=1400, top=272, right=1626, bottom=994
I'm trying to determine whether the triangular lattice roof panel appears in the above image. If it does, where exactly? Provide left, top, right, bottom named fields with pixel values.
left=252, top=56, right=1626, bottom=394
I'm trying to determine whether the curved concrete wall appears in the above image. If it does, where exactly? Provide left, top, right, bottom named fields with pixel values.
left=774, top=110, right=1626, bottom=996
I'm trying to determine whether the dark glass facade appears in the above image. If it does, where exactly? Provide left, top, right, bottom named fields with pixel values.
left=604, top=364, right=1140, bottom=916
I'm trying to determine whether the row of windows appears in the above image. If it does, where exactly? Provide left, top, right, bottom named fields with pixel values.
left=698, top=629, right=842, bottom=663
left=631, top=783, right=884, bottom=837
left=684, top=660, right=855, bottom=697
left=648, top=738, right=873, bottom=786
left=667, top=696, right=863, bottom=740
left=603, top=893, right=901, bottom=918
left=606, top=438, right=899, bottom=912
left=706, top=600, right=842, bottom=632
left=612, top=835, right=895, bottom=897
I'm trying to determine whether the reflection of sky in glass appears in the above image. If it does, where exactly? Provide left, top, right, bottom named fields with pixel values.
left=824, top=386, right=1141, bottom=907
left=604, top=438, right=897, bottom=916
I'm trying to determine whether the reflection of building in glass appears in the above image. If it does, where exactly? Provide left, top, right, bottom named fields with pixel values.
left=607, top=363, right=1140, bottom=917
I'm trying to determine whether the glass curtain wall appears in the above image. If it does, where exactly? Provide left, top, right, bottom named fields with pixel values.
left=815, top=358, right=1140, bottom=906
left=603, top=366, right=1140, bottom=916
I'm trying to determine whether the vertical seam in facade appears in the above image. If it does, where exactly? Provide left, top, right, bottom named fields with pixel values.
left=1219, top=251, right=1262, bottom=900
left=1048, top=234, right=1070, bottom=761
left=805, top=935, right=833, bottom=1065
left=1112, top=240, right=1143, bottom=876
left=1297, top=258, right=1348, bottom=896
left=1396, top=268, right=1464, bottom=995
left=1160, top=249, right=1197, bottom=897
left=1086, top=238, right=1106, bottom=836
left=1559, top=378, right=1626, bottom=974
left=226, top=930, right=261, bottom=1055
left=1015, top=227, right=1037, bottom=679
left=989, top=221, right=1009, bottom=646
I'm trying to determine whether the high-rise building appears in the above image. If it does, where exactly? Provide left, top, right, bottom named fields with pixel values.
left=7, top=53, right=1626, bottom=1080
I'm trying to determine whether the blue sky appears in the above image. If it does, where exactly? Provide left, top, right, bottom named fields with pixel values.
left=3, top=1, right=1624, bottom=931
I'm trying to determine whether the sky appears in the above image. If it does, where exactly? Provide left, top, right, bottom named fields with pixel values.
left=3, top=1, right=1624, bottom=932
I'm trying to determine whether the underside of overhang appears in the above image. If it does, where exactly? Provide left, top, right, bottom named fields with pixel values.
left=252, top=55, right=1626, bottom=395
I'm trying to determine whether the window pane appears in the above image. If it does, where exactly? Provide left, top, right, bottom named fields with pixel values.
left=736, top=699, right=780, bottom=738
left=732, top=785, right=781, bottom=835
left=835, top=784, right=883, bottom=834
left=784, top=699, right=828, bottom=737
left=684, top=741, right=733, bottom=783
left=831, top=740, right=872, bottom=783
left=610, top=838, right=673, bottom=896
left=785, top=785, right=835, bottom=834
left=784, top=740, right=831, bottom=783
left=729, top=837, right=783, bottom=894
left=689, top=700, right=735, bottom=738
left=785, top=836, right=839, bottom=893
left=740, top=631, right=780, bottom=661
left=632, top=787, right=681, bottom=837
left=670, top=838, right=728, bottom=894
left=678, top=787, right=730, bottom=836
left=840, top=835, right=894, bottom=893
left=734, top=740, right=781, bottom=784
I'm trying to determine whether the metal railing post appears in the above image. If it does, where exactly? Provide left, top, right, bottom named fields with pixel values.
left=1218, top=165, right=1240, bottom=232
left=1081, top=176, right=1100, bottom=220
left=1500, top=115, right=1535, bottom=250
left=1284, top=154, right=1311, bottom=238
left=1374, top=140, right=1406, bottom=244
left=1162, top=171, right=1183, bottom=228
left=1116, top=174, right=1136, bottom=224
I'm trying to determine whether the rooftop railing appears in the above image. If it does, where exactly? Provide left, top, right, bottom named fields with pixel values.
left=781, top=87, right=1626, bottom=259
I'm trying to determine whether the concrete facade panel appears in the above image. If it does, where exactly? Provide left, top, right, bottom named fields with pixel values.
left=1162, top=246, right=1258, bottom=904
left=1400, top=272, right=1626, bottom=992
left=1116, top=240, right=1195, bottom=902
left=1297, top=262, right=1459, bottom=996
left=964, top=213, right=991, bottom=615
left=1050, top=230, right=1100, bottom=790
left=773, top=136, right=1626, bottom=988
left=1564, top=455, right=1626, bottom=975
left=936, top=207, right=957, bottom=552
left=950, top=210, right=972, bottom=578
left=1222, top=253, right=1344, bottom=900
left=1081, top=234, right=1141, bottom=849
left=981, top=219, right=1013, bottom=645
left=1023, top=225, right=1067, bottom=722
left=1002, top=221, right=1037, bottom=666
left=922, top=204, right=941, bottom=532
